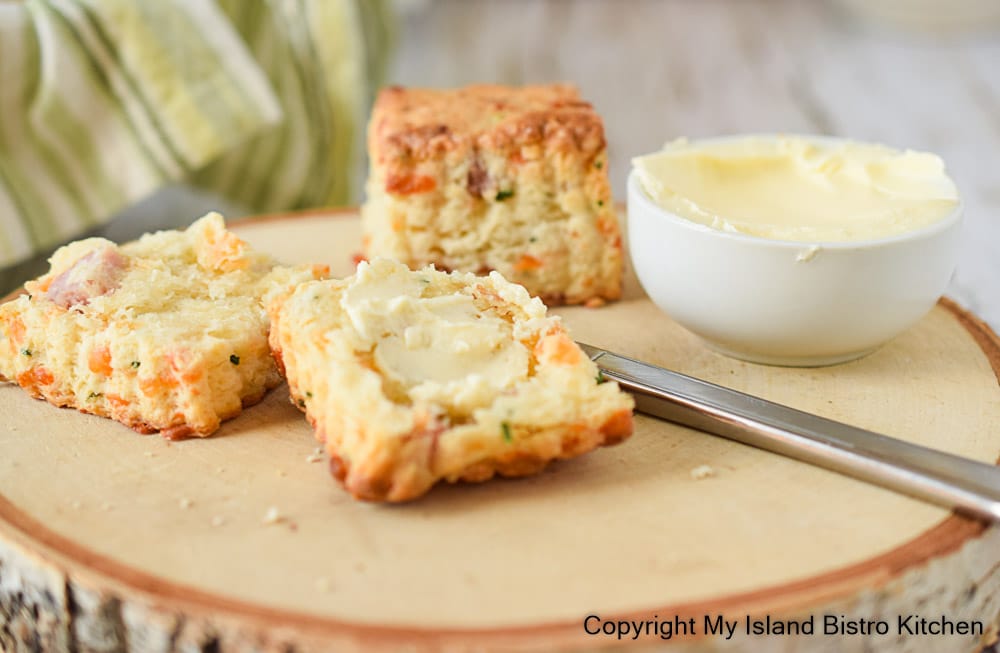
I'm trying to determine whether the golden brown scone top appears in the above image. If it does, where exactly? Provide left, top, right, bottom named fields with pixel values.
left=369, top=84, right=607, bottom=161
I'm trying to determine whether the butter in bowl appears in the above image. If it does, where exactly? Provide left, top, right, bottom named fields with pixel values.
left=628, top=134, right=962, bottom=366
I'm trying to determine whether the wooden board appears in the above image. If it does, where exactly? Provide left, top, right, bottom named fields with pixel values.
left=1, top=210, right=998, bottom=653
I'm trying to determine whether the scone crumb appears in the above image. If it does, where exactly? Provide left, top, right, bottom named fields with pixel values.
left=143, top=451, right=156, bottom=458
left=315, top=577, right=333, bottom=593
left=70, top=500, right=82, bottom=510
left=211, top=515, right=226, bottom=527
left=179, top=497, right=193, bottom=509
left=690, top=464, right=716, bottom=480
left=100, top=501, right=113, bottom=511
left=262, top=506, right=284, bottom=525
left=584, top=297, right=606, bottom=308
left=306, top=448, right=324, bottom=463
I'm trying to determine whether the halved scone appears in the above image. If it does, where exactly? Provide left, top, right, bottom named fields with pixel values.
left=0, top=213, right=327, bottom=438
left=268, top=258, right=634, bottom=502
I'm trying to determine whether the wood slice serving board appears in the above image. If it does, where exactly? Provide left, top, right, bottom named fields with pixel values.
left=1, top=210, right=998, bottom=653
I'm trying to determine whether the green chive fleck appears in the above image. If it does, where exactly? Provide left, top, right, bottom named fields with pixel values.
left=87, top=392, right=102, bottom=400
left=130, top=361, right=141, bottom=369
left=230, top=354, right=240, bottom=365
left=306, top=391, right=313, bottom=398
left=529, top=236, right=538, bottom=243
left=21, top=348, right=31, bottom=357
left=495, top=189, right=514, bottom=201
left=597, top=200, right=604, bottom=207
left=297, top=398, right=306, bottom=408
left=596, top=371, right=607, bottom=384
left=501, top=421, right=512, bottom=443
left=595, top=161, right=603, bottom=169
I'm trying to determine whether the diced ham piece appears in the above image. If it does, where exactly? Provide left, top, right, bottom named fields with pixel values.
left=46, top=244, right=128, bottom=309
left=466, top=158, right=490, bottom=197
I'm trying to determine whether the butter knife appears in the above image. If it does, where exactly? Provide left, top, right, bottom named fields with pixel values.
left=579, top=343, right=1000, bottom=522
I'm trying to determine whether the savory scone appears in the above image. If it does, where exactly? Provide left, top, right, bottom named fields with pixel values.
left=0, top=213, right=327, bottom=439
left=268, top=258, right=634, bottom=502
left=361, top=83, right=623, bottom=306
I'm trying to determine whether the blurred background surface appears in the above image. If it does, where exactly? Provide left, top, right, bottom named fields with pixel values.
left=5, top=0, right=999, bottom=329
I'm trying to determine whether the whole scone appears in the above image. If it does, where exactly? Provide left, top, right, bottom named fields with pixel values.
left=0, top=213, right=327, bottom=439
left=268, top=258, right=634, bottom=502
left=361, top=83, right=623, bottom=306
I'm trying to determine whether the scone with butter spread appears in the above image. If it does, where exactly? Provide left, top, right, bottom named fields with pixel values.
left=268, top=258, right=634, bottom=502
left=362, top=84, right=623, bottom=306
left=0, top=213, right=327, bottom=439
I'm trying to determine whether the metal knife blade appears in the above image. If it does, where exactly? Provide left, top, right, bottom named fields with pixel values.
left=579, top=342, right=1000, bottom=522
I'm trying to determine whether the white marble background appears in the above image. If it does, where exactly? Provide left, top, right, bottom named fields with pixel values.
left=18, top=0, right=998, bottom=330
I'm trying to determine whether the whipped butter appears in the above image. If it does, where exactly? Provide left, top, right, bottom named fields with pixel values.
left=341, top=261, right=536, bottom=412
left=633, top=136, right=959, bottom=242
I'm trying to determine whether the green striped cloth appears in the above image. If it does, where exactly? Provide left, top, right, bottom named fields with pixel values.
left=0, top=0, right=392, bottom=269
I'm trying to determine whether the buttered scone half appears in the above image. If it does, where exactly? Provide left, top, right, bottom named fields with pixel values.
left=0, top=213, right=327, bottom=439
left=269, top=258, right=635, bottom=502
left=362, top=84, right=623, bottom=305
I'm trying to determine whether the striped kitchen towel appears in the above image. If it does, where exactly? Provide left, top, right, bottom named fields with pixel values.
left=0, top=0, right=392, bottom=269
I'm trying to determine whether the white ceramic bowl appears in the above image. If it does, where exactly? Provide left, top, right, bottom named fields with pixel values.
left=626, top=164, right=963, bottom=367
